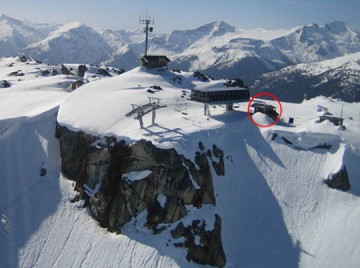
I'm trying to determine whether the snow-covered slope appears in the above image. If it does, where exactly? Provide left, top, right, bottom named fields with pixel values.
left=0, top=14, right=44, bottom=57
left=12, top=65, right=360, bottom=267
left=22, top=19, right=62, bottom=37
left=254, top=52, right=360, bottom=102
left=21, top=22, right=113, bottom=65
left=270, top=21, right=360, bottom=63
left=1, top=22, right=360, bottom=267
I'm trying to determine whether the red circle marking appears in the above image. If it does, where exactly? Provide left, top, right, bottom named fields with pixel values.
left=247, top=92, right=283, bottom=128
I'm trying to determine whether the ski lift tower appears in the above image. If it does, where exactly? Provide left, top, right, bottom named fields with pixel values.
left=139, top=12, right=154, bottom=56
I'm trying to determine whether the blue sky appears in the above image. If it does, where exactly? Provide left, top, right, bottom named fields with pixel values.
left=2, top=0, right=360, bottom=32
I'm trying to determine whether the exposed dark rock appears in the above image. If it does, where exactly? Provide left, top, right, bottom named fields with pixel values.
left=9, top=71, right=24, bottom=76
left=313, top=143, right=332, bottom=150
left=281, top=137, right=293, bottom=145
left=56, top=123, right=97, bottom=185
left=96, top=68, right=111, bottom=77
left=70, top=194, right=81, bottom=203
left=324, top=166, right=351, bottom=191
left=18, top=55, right=29, bottom=62
left=212, top=145, right=225, bottom=176
left=152, top=225, right=167, bottom=235
left=78, top=65, right=88, bottom=78
left=171, top=215, right=226, bottom=267
left=171, top=221, right=186, bottom=238
left=224, top=78, right=248, bottom=88
left=149, top=85, right=162, bottom=91
left=61, top=64, right=71, bottom=75
left=40, top=167, right=47, bottom=176
left=56, top=126, right=216, bottom=229
left=194, top=71, right=211, bottom=82
left=56, top=124, right=225, bottom=266
left=198, top=141, right=205, bottom=152
left=41, top=70, right=51, bottom=76
left=174, top=242, right=185, bottom=248
left=1, top=80, right=10, bottom=88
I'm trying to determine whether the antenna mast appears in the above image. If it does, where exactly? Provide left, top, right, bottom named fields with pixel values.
left=139, top=11, right=154, bottom=56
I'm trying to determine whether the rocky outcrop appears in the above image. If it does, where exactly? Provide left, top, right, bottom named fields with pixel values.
left=324, top=166, right=351, bottom=191
left=60, top=64, right=72, bottom=75
left=56, top=124, right=226, bottom=266
left=77, top=65, right=88, bottom=78
left=1, top=80, right=11, bottom=88
left=171, top=214, right=226, bottom=267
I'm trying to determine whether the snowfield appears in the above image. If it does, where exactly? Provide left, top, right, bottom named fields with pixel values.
left=1, top=64, right=360, bottom=267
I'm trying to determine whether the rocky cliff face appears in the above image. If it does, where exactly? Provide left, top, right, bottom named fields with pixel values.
left=56, top=123, right=226, bottom=267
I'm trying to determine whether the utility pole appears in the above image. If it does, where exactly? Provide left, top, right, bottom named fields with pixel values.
left=139, top=11, right=154, bottom=56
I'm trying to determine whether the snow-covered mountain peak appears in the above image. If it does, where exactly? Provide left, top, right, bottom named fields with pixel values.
left=0, top=14, right=23, bottom=25
left=21, top=21, right=113, bottom=65
left=325, top=21, right=351, bottom=34
left=46, top=21, right=91, bottom=39
left=192, top=20, right=235, bottom=37
left=58, top=21, right=85, bottom=31
left=0, top=14, right=44, bottom=57
left=208, top=20, right=236, bottom=36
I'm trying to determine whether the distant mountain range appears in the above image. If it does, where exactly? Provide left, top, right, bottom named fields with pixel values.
left=1, top=14, right=360, bottom=102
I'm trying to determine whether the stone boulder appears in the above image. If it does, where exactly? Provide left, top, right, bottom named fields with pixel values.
left=78, top=65, right=88, bottom=78
left=324, top=166, right=351, bottom=191
left=1, top=80, right=10, bottom=88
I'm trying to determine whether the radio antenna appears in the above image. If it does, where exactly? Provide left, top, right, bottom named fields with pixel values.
left=139, top=10, right=154, bottom=56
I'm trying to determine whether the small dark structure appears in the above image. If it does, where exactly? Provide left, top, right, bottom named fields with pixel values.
left=319, top=115, right=344, bottom=126
left=191, top=87, right=250, bottom=114
left=251, top=103, right=279, bottom=120
left=141, top=55, right=171, bottom=69
left=191, top=88, right=250, bottom=104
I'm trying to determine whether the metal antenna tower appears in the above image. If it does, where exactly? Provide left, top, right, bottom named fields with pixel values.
left=139, top=11, right=154, bottom=56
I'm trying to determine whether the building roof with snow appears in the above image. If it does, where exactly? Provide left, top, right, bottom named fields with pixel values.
left=140, top=55, right=171, bottom=69
left=190, top=85, right=250, bottom=104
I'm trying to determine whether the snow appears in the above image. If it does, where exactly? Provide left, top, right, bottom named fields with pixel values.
left=21, top=21, right=113, bottom=65
left=157, top=194, right=167, bottom=208
left=3, top=13, right=360, bottom=79
left=1, top=58, right=360, bottom=267
left=282, top=51, right=360, bottom=76
left=123, top=170, right=152, bottom=182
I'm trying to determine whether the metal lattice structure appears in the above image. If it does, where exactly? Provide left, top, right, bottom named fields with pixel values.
left=139, top=12, right=154, bottom=56
left=126, top=97, right=167, bottom=128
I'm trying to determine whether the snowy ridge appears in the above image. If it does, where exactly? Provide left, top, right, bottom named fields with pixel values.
left=254, top=51, right=360, bottom=102
left=21, top=22, right=113, bottom=65
left=2, top=14, right=360, bottom=79
left=276, top=51, right=360, bottom=76
left=0, top=14, right=44, bottom=57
